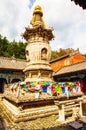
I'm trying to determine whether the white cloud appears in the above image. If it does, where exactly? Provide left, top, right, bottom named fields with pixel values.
left=0, top=0, right=86, bottom=54
left=34, top=0, right=86, bottom=54
left=0, top=0, right=31, bottom=41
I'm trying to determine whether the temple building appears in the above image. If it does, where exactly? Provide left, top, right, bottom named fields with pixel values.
left=53, top=60, right=86, bottom=94
left=50, top=50, right=86, bottom=94
left=0, top=56, right=26, bottom=93
left=50, top=49, right=85, bottom=72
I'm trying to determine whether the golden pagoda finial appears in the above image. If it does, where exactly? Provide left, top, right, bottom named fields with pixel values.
left=33, top=5, right=43, bottom=16
left=30, top=5, right=46, bottom=28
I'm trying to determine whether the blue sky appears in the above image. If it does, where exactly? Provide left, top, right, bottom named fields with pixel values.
left=29, top=0, right=36, bottom=8
left=0, top=0, right=86, bottom=54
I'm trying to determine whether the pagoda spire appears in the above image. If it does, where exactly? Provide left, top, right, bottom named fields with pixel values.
left=22, top=5, right=54, bottom=42
left=30, top=5, right=46, bottom=28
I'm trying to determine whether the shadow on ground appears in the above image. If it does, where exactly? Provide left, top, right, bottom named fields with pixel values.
left=40, top=122, right=86, bottom=130
left=0, top=116, right=6, bottom=130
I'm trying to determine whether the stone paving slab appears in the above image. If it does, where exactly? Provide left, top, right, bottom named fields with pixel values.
left=69, top=121, right=83, bottom=129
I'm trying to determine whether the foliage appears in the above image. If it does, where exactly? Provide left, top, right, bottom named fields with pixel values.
left=0, top=34, right=26, bottom=59
left=0, top=34, right=85, bottom=60
left=51, top=48, right=75, bottom=60
left=82, top=54, right=86, bottom=58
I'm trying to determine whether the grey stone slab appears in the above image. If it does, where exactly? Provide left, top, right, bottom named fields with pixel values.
left=69, top=121, right=83, bottom=130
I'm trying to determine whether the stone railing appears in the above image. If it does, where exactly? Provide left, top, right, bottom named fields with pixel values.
left=54, top=93, right=83, bottom=121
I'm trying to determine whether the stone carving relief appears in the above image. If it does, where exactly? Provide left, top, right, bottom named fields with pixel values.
left=25, top=50, right=30, bottom=61
left=41, top=48, right=47, bottom=60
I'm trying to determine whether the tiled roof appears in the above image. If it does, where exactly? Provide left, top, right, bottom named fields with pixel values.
left=50, top=54, right=69, bottom=63
left=0, top=57, right=27, bottom=70
left=50, top=50, right=80, bottom=63
left=54, top=60, right=86, bottom=76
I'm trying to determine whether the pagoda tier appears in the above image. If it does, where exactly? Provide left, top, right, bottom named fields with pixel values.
left=22, top=26, right=54, bottom=43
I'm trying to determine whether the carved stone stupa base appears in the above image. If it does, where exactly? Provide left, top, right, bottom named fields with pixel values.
left=2, top=94, right=58, bottom=122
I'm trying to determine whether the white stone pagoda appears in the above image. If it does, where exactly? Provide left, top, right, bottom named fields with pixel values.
left=22, top=5, right=54, bottom=82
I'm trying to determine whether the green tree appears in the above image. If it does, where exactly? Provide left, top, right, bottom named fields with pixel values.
left=51, top=48, right=75, bottom=61
left=0, top=35, right=9, bottom=56
left=51, top=51, right=59, bottom=61
left=0, top=34, right=85, bottom=61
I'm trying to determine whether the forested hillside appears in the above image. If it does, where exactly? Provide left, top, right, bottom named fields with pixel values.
left=0, top=34, right=85, bottom=60
left=0, top=34, right=26, bottom=59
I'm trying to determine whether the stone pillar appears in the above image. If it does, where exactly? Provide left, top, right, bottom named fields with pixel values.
left=58, top=104, right=65, bottom=121
left=79, top=101, right=83, bottom=116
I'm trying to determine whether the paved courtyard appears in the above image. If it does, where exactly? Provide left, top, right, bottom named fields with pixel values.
left=0, top=94, right=86, bottom=130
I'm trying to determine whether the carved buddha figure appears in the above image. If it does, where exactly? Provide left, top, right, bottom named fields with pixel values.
left=41, top=48, right=47, bottom=60
left=25, top=50, right=30, bottom=61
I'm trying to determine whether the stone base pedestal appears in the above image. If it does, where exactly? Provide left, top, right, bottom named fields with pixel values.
left=2, top=94, right=58, bottom=123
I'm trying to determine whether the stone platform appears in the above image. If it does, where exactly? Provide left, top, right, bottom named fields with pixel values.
left=2, top=92, right=83, bottom=123
left=2, top=93, right=58, bottom=123
left=0, top=92, right=86, bottom=129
